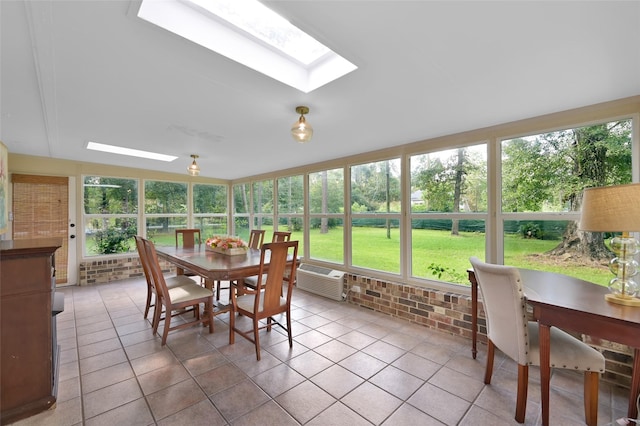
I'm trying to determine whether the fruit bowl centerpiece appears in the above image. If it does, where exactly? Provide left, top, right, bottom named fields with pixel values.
left=205, top=235, right=248, bottom=256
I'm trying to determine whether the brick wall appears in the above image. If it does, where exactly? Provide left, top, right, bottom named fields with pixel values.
left=344, top=272, right=633, bottom=389
left=79, top=256, right=632, bottom=388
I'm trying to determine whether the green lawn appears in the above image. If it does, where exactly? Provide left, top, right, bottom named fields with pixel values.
left=88, top=226, right=611, bottom=287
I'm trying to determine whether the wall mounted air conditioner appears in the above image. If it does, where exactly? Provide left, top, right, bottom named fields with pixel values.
left=297, top=263, right=345, bottom=301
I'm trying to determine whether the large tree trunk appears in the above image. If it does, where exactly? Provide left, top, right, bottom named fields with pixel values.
left=546, top=221, right=612, bottom=260
left=545, top=126, right=611, bottom=261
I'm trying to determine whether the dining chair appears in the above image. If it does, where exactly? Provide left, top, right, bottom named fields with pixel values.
left=229, top=240, right=299, bottom=360
left=134, top=236, right=198, bottom=329
left=241, top=230, right=292, bottom=291
left=144, top=238, right=215, bottom=345
left=175, top=228, right=201, bottom=248
left=272, top=231, right=291, bottom=242
left=469, top=257, right=604, bottom=425
left=175, top=228, right=203, bottom=283
left=216, top=229, right=265, bottom=301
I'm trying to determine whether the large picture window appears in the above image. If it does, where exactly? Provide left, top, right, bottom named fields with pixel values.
left=144, top=180, right=188, bottom=246
left=309, top=168, right=345, bottom=264
left=194, top=183, right=228, bottom=238
left=409, top=145, right=487, bottom=284
left=350, top=159, right=401, bottom=274
left=83, top=176, right=138, bottom=255
left=277, top=174, right=303, bottom=251
left=500, top=119, right=633, bottom=284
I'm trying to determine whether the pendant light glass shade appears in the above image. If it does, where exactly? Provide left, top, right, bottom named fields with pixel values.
left=291, top=106, right=313, bottom=143
left=187, top=154, right=200, bottom=176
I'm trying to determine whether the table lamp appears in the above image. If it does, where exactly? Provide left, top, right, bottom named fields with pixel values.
left=579, top=183, right=640, bottom=306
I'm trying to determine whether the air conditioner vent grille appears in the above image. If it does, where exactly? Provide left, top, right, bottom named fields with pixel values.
left=298, top=264, right=334, bottom=275
left=297, top=263, right=345, bottom=301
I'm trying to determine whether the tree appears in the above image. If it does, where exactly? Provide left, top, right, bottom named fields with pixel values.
left=502, top=120, right=632, bottom=261
left=547, top=122, right=632, bottom=260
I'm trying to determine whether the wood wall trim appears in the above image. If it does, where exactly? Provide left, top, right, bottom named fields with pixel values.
left=11, top=174, right=68, bottom=185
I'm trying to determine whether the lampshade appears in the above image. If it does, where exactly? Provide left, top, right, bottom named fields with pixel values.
left=579, top=183, right=640, bottom=232
left=291, top=106, right=313, bottom=143
left=187, top=154, right=200, bottom=176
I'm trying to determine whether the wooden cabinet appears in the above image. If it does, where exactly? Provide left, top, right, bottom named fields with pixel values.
left=1, top=238, right=63, bottom=424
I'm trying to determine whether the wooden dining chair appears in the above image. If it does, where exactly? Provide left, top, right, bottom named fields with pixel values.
left=241, top=230, right=292, bottom=291
left=175, top=228, right=201, bottom=248
left=215, top=229, right=265, bottom=301
left=469, top=257, right=605, bottom=425
left=175, top=228, right=204, bottom=282
left=143, top=238, right=215, bottom=345
left=272, top=231, right=291, bottom=242
left=134, top=236, right=197, bottom=329
left=229, top=240, right=299, bottom=360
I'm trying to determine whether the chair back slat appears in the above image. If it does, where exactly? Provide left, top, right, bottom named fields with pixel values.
left=175, top=228, right=201, bottom=248
left=254, top=241, right=298, bottom=314
left=143, top=238, right=171, bottom=302
left=272, top=231, right=291, bottom=242
left=248, top=229, right=266, bottom=249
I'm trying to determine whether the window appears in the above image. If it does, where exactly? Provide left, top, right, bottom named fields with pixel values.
left=309, top=168, right=345, bottom=264
left=409, top=145, right=487, bottom=284
left=144, top=180, right=188, bottom=246
left=500, top=119, right=633, bottom=284
left=277, top=174, right=303, bottom=251
left=194, top=183, right=228, bottom=238
left=252, top=180, right=274, bottom=237
left=351, top=159, right=401, bottom=274
left=83, top=176, right=138, bottom=256
left=233, top=183, right=251, bottom=240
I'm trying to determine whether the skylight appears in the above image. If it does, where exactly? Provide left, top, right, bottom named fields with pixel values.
left=137, top=0, right=357, bottom=93
left=86, top=142, right=178, bottom=162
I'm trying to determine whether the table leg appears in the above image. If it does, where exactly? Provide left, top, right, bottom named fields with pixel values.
left=468, top=270, right=478, bottom=359
left=629, top=347, right=640, bottom=420
left=202, top=278, right=213, bottom=325
left=539, top=323, right=551, bottom=426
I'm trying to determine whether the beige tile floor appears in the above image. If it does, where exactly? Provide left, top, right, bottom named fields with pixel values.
left=8, top=277, right=631, bottom=426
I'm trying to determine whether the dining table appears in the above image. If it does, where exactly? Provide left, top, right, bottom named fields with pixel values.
left=468, top=268, right=640, bottom=425
left=155, top=245, right=298, bottom=312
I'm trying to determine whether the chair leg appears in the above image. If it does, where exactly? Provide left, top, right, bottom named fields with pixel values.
left=583, top=371, right=599, bottom=426
left=253, top=317, right=261, bottom=360
left=286, top=309, right=293, bottom=348
left=515, top=364, right=528, bottom=423
left=216, top=280, right=221, bottom=301
left=229, top=310, right=235, bottom=344
left=484, top=339, right=495, bottom=384
left=161, top=308, right=172, bottom=346
left=206, top=299, right=214, bottom=335
left=152, top=299, right=162, bottom=335
left=144, top=289, right=152, bottom=319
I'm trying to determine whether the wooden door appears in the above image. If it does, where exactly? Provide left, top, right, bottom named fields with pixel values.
left=11, top=174, right=69, bottom=285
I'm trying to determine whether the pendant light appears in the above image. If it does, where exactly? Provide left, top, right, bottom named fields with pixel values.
left=291, top=106, right=313, bottom=143
left=187, top=154, right=200, bottom=176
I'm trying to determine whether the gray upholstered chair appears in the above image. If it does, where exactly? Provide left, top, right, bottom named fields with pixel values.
left=469, top=257, right=604, bottom=425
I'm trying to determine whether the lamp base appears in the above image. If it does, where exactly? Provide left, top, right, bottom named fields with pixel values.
left=604, top=293, right=640, bottom=307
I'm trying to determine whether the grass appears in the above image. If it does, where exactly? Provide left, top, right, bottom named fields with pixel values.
left=87, top=226, right=612, bottom=288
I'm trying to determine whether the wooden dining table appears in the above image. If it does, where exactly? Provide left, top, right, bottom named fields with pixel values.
left=155, top=245, right=298, bottom=311
left=468, top=268, right=640, bottom=425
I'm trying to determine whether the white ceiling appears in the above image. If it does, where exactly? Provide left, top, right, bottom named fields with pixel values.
left=2, top=1, right=639, bottom=180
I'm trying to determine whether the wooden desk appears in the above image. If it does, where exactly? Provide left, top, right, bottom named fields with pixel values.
left=468, top=268, right=640, bottom=424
